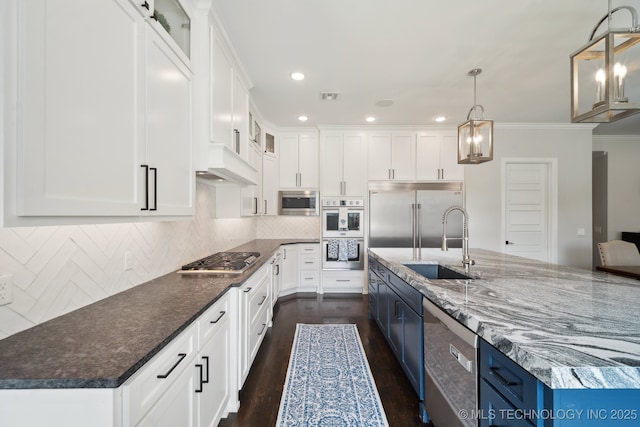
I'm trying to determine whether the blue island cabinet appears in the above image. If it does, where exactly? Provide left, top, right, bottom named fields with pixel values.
left=368, top=256, right=426, bottom=421
left=479, top=339, right=640, bottom=427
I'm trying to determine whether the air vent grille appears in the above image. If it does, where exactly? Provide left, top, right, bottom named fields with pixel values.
left=320, top=92, right=340, bottom=101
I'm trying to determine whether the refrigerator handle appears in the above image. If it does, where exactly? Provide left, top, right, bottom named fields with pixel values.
left=411, top=203, right=417, bottom=260
left=417, top=203, right=422, bottom=259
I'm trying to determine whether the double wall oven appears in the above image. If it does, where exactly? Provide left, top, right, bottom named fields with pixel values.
left=321, top=197, right=365, bottom=270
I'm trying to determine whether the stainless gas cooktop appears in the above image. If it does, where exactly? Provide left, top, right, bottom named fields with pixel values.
left=178, top=251, right=261, bottom=274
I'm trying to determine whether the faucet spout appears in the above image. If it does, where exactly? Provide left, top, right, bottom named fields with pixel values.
left=442, top=206, right=475, bottom=271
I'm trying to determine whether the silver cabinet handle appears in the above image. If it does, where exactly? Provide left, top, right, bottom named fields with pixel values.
left=264, top=200, right=267, bottom=215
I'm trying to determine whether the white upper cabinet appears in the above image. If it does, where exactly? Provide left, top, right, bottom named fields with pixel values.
left=367, top=132, right=415, bottom=181
left=10, top=0, right=193, bottom=223
left=320, top=132, right=366, bottom=196
left=261, top=128, right=279, bottom=215
left=279, top=132, right=318, bottom=189
left=209, top=36, right=233, bottom=149
left=416, top=132, right=464, bottom=181
left=144, top=24, right=194, bottom=216
left=209, top=28, right=250, bottom=160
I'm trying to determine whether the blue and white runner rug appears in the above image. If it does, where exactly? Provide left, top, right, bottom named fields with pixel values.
left=276, top=324, right=389, bottom=426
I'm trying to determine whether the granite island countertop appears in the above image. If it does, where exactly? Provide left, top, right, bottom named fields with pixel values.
left=369, top=248, right=640, bottom=390
left=0, top=239, right=318, bottom=389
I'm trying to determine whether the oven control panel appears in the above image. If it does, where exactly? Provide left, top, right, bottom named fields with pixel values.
left=322, top=198, right=364, bottom=207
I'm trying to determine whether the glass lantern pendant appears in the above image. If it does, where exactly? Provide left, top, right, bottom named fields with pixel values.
left=570, top=2, right=640, bottom=123
left=458, top=68, right=493, bottom=164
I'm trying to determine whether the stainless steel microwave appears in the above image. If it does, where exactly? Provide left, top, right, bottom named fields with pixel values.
left=278, top=191, right=319, bottom=216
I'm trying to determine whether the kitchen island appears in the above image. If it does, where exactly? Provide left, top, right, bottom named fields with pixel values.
left=370, top=247, right=640, bottom=426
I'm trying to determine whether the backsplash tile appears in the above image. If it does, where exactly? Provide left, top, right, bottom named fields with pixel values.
left=0, top=183, right=257, bottom=339
left=257, top=216, right=320, bottom=239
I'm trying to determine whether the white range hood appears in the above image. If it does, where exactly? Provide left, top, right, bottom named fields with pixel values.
left=196, top=143, right=257, bottom=185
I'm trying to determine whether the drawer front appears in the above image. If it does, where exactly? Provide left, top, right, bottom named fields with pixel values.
left=247, top=275, right=270, bottom=326
left=248, top=304, right=270, bottom=364
left=198, top=293, right=230, bottom=349
left=300, top=254, right=319, bottom=270
left=299, top=244, right=319, bottom=255
left=387, top=270, right=422, bottom=315
left=479, top=379, right=535, bottom=427
left=124, top=324, right=196, bottom=426
left=368, top=257, right=387, bottom=281
left=479, top=339, right=538, bottom=417
left=299, top=270, right=320, bottom=289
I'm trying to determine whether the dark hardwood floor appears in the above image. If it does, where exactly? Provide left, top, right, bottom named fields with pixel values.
left=219, top=293, right=430, bottom=426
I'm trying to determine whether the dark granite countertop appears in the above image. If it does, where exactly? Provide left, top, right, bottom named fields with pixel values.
left=0, top=239, right=318, bottom=389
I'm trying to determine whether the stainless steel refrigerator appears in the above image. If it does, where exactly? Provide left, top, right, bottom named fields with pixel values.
left=368, top=182, right=464, bottom=253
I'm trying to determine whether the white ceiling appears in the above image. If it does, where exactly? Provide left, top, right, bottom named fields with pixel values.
left=211, top=0, right=640, bottom=135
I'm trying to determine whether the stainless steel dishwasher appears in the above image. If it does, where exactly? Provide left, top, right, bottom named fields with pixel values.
left=423, top=298, right=478, bottom=427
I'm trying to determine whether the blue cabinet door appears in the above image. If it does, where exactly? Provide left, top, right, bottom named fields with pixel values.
left=388, top=286, right=402, bottom=356
left=402, top=301, right=424, bottom=398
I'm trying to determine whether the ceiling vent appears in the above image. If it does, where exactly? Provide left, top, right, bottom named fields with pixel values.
left=320, top=92, right=340, bottom=101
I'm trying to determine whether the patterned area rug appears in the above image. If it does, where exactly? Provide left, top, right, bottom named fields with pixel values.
left=276, top=324, right=389, bottom=426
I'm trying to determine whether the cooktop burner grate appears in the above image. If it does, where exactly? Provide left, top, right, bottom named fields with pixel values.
left=179, top=251, right=261, bottom=274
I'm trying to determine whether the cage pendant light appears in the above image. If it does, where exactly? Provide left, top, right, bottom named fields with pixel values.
left=458, top=68, right=493, bottom=164
left=570, top=0, right=640, bottom=123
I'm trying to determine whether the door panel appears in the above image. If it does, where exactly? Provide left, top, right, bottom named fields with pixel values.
left=504, top=163, right=549, bottom=262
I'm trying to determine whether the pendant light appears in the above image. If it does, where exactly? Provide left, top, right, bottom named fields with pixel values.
left=570, top=0, right=640, bottom=123
left=458, top=68, right=493, bottom=164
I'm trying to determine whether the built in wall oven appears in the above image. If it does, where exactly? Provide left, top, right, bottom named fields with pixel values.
left=322, top=197, right=365, bottom=270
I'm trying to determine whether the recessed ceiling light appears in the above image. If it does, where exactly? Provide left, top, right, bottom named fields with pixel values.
left=434, top=116, right=447, bottom=122
left=298, top=115, right=309, bottom=122
left=290, top=72, right=305, bottom=81
left=365, top=116, right=376, bottom=123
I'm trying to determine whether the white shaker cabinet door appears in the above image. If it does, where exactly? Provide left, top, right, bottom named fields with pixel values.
left=145, top=26, right=194, bottom=216
left=16, top=0, right=145, bottom=216
left=278, top=134, right=300, bottom=188
left=341, top=133, right=366, bottom=196
left=320, top=134, right=343, bottom=196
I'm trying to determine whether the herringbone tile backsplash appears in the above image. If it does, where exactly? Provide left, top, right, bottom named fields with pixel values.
left=0, top=183, right=319, bottom=339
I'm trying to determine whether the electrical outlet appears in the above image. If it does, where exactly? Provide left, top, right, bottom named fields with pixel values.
left=0, top=274, right=13, bottom=306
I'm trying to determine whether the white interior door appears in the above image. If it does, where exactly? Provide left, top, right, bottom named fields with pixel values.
left=504, top=162, right=552, bottom=262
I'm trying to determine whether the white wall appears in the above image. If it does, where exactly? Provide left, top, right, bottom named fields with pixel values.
left=0, top=183, right=257, bottom=339
left=465, top=125, right=594, bottom=269
left=593, top=135, right=640, bottom=240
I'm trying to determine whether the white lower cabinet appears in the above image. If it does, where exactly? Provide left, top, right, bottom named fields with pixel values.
left=238, top=263, right=271, bottom=386
left=123, top=293, right=232, bottom=427
left=321, top=270, right=365, bottom=293
left=123, top=324, right=197, bottom=427
left=298, top=244, right=320, bottom=292
left=196, top=295, right=231, bottom=427
left=280, top=245, right=300, bottom=296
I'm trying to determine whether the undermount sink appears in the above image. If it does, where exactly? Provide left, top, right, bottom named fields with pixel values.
left=403, top=263, right=472, bottom=280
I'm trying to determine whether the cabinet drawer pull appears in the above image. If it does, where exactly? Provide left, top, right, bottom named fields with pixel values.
left=157, top=353, right=187, bottom=379
left=140, top=165, right=149, bottom=211
left=258, top=295, right=267, bottom=305
left=195, top=356, right=209, bottom=393
left=394, top=300, right=401, bottom=319
left=254, top=197, right=258, bottom=215
left=195, top=363, right=203, bottom=393
left=202, top=355, right=209, bottom=384
left=141, top=1, right=150, bottom=10
left=244, top=287, right=253, bottom=293
left=304, top=261, right=314, bottom=264
left=150, top=167, right=157, bottom=211
left=210, top=311, right=226, bottom=324
left=258, top=323, right=267, bottom=336
left=490, top=367, right=518, bottom=386
left=336, top=279, right=351, bottom=282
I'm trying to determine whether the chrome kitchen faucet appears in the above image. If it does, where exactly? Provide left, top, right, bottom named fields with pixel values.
left=442, top=206, right=475, bottom=271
